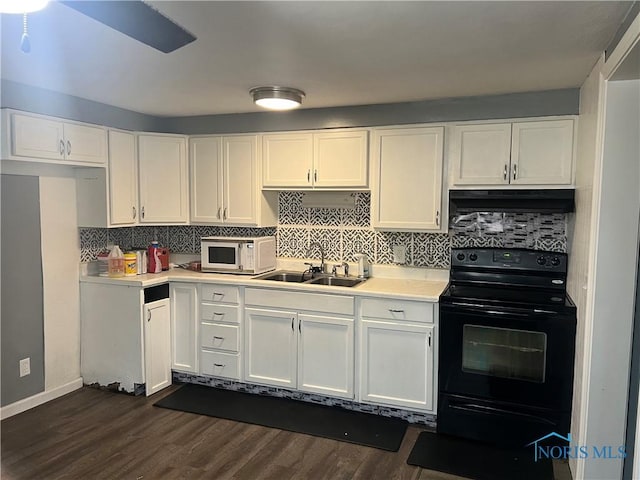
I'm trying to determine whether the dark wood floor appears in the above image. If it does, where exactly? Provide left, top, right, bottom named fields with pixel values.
left=1, top=386, right=572, bottom=480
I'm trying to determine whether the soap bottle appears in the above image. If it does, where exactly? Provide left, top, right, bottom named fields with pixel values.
left=354, top=253, right=370, bottom=279
left=148, top=241, right=162, bottom=274
left=108, top=245, right=125, bottom=278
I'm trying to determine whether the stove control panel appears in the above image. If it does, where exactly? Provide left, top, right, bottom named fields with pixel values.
left=451, top=248, right=567, bottom=272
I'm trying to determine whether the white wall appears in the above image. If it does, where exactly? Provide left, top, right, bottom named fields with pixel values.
left=39, top=176, right=81, bottom=390
left=567, top=56, right=605, bottom=476
left=581, top=79, right=640, bottom=479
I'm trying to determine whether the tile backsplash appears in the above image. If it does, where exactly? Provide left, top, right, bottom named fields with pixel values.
left=80, top=192, right=568, bottom=268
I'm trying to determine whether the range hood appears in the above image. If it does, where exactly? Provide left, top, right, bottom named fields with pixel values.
left=449, top=189, right=575, bottom=214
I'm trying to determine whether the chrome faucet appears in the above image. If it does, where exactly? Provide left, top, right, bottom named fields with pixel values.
left=331, top=262, right=350, bottom=277
left=306, top=241, right=326, bottom=273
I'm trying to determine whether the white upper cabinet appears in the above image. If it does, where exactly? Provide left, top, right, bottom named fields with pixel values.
left=262, top=129, right=368, bottom=189
left=371, top=126, right=445, bottom=232
left=7, top=111, right=107, bottom=165
left=190, top=135, right=277, bottom=226
left=451, top=123, right=512, bottom=185
left=108, top=130, right=138, bottom=225
left=510, top=120, right=575, bottom=185
left=138, top=134, right=188, bottom=224
left=451, top=118, right=575, bottom=186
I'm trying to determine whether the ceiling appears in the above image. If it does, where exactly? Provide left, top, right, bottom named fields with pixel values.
left=0, top=1, right=634, bottom=117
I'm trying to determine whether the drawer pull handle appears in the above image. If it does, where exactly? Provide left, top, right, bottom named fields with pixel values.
left=59, top=139, right=65, bottom=155
left=213, top=363, right=225, bottom=367
left=389, top=309, right=405, bottom=313
left=213, top=336, right=224, bottom=340
left=67, top=140, right=71, bottom=156
left=212, top=292, right=224, bottom=299
left=213, top=312, right=224, bottom=316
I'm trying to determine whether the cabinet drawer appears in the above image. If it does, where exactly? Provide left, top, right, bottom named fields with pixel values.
left=200, top=303, right=239, bottom=324
left=201, top=323, right=239, bottom=352
left=201, top=350, right=240, bottom=380
left=200, top=284, right=239, bottom=304
left=361, top=298, right=434, bottom=323
left=245, top=288, right=354, bottom=316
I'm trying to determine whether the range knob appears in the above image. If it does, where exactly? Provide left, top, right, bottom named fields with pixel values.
left=551, top=257, right=561, bottom=266
left=536, top=256, right=547, bottom=266
left=469, top=253, right=478, bottom=261
left=456, top=253, right=466, bottom=261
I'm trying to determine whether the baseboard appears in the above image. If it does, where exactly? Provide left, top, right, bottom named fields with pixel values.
left=1, top=377, right=83, bottom=420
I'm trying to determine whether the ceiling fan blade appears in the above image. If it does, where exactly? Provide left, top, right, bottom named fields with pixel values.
left=60, top=0, right=196, bottom=53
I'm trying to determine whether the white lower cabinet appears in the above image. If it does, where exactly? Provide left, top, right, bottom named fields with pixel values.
left=245, top=307, right=298, bottom=388
left=359, top=298, right=437, bottom=412
left=244, top=288, right=355, bottom=399
left=80, top=282, right=172, bottom=396
left=170, top=283, right=198, bottom=373
left=144, top=298, right=172, bottom=396
left=199, top=284, right=241, bottom=380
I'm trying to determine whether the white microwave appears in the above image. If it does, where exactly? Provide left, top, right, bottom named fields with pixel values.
left=200, top=236, right=276, bottom=274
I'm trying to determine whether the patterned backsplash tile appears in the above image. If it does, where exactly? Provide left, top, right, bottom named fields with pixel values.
left=80, top=192, right=568, bottom=267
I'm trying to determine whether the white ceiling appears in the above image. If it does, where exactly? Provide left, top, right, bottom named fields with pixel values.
left=0, top=1, right=633, bottom=117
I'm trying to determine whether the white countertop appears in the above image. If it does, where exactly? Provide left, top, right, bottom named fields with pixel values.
left=81, top=268, right=448, bottom=302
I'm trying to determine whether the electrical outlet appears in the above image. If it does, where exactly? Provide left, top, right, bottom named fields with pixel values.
left=19, top=358, right=30, bottom=377
left=392, top=244, right=407, bottom=264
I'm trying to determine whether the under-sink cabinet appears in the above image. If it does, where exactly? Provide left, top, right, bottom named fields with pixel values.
left=199, top=284, right=242, bottom=380
left=244, top=288, right=355, bottom=399
left=261, top=129, right=369, bottom=189
left=450, top=118, right=575, bottom=186
left=359, top=297, right=437, bottom=412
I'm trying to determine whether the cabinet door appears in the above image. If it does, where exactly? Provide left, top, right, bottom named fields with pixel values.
left=138, top=135, right=188, bottom=223
left=360, top=319, right=434, bottom=411
left=245, top=308, right=297, bottom=388
left=144, top=298, right=172, bottom=396
left=313, top=130, right=368, bottom=188
left=108, top=130, right=138, bottom=225
left=511, top=120, right=574, bottom=185
left=451, top=123, right=511, bottom=185
left=12, top=114, right=64, bottom=161
left=372, top=127, right=444, bottom=231
left=298, top=314, right=354, bottom=399
left=63, top=123, right=107, bottom=164
left=223, top=135, right=257, bottom=224
left=190, top=137, right=224, bottom=223
left=170, top=284, right=198, bottom=373
left=262, top=133, right=313, bottom=187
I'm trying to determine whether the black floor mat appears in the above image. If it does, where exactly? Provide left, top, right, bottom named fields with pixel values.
left=407, top=431, right=554, bottom=480
left=154, top=384, right=408, bottom=452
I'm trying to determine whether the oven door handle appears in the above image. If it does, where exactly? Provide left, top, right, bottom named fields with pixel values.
left=444, top=301, right=558, bottom=316
left=449, top=402, right=556, bottom=426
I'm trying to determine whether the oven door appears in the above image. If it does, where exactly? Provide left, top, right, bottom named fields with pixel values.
left=439, top=301, right=575, bottom=411
left=201, top=241, right=241, bottom=272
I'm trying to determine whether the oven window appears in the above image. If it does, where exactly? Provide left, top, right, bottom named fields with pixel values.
left=209, top=246, right=236, bottom=265
left=462, top=325, right=547, bottom=383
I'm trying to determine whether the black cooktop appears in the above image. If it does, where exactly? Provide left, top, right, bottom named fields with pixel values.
left=440, top=283, right=576, bottom=313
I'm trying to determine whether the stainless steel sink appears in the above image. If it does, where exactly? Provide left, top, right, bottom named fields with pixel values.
left=254, top=270, right=366, bottom=288
left=253, top=271, right=309, bottom=283
left=306, top=276, right=365, bottom=287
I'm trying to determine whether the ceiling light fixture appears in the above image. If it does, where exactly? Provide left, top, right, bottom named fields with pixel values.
left=0, top=0, right=49, bottom=14
left=250, top=86, right=305, bottom=111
